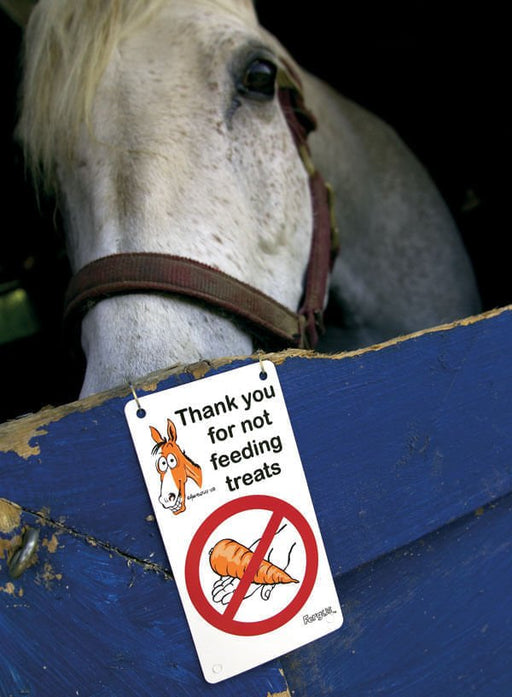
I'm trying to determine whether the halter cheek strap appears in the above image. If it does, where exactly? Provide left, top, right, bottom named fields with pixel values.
left=63, top=64, right=339, bottom=350
left=277, top=65, right=339, bottom=346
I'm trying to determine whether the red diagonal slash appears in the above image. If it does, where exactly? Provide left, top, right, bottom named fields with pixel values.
left=222, top=511, right=283, bottom=621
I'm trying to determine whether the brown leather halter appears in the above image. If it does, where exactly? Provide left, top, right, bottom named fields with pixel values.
left=64, top=63, right=339, bottom=350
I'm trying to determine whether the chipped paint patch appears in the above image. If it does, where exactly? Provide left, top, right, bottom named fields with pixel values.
left=42, top=533, right=59, bottom=553
left=0, top=581, right=24, bottom=597
left=188, top=359, right=215, bottom=380
left=263, top=667, right=293, bottom=697
left=0, top=533, right=22, bottom=561
left=0, top=499, right=22, bottom=561
left=37, top=506, right=52, bottom=522
left=0, top=402, right=84, bottom=458
left=36, top=561, right=62, bottom=589
left=1, top=581, right=15, bottom=595
left=0, top=498, right=21, bottom=533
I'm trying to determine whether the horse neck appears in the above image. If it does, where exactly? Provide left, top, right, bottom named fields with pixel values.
left=78, top=295, right=252, bottom=398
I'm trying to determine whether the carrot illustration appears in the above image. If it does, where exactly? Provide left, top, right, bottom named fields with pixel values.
left=209, top=538, right=299, bottom=585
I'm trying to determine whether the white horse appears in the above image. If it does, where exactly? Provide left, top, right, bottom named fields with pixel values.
left=17, top=0, right=480, bottom=398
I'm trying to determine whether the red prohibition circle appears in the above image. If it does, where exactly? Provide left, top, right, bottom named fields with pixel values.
left=185, top=495, right=318, bottom=636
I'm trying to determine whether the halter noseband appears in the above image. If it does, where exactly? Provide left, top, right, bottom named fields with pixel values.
left=64, top=63, right=339, bottom=350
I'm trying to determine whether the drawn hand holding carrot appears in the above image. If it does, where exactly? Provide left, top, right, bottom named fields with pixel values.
left=209, top=524, right=299, bottom=606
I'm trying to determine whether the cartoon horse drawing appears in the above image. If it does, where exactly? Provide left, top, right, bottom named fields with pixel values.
left=150, top=418, right=202, bottom=515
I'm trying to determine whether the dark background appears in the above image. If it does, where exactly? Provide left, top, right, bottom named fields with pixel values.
left=0, top=2, right=509, bottom=422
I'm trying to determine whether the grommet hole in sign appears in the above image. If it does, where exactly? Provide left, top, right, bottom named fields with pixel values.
left=125, top=357, right=342, bottom=683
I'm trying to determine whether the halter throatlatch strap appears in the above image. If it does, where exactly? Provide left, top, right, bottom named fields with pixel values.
left=64, top=62, right=339, bottom=350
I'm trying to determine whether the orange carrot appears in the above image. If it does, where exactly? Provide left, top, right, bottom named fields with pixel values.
left=209, top=538, right=299, bottom=585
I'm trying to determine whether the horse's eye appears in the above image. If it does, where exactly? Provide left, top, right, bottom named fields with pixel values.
left=239, top=58, right=277, bottom=101
left=156, top=456, right=167, bottom=473
left=167, top=454, right=177, bottom=469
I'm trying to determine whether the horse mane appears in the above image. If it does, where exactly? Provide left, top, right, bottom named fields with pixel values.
left=17, top=0, right=166, bottom=192
left=151, top=440, right=167, bottom=456
left=17, top=0, right=257, bottom=193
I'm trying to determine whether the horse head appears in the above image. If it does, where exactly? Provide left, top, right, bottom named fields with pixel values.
left=150, top=418, right=202, bottom=515
left=17, top=0, right=481, bottom=400
left=19, top=0, right=317, bottom=396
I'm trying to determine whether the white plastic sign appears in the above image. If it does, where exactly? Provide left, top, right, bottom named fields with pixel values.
left=125, top=360, right=343, bottom=683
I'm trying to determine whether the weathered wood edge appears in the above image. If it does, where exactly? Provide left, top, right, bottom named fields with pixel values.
left=1, top=303, right=510, bottom=579
left=1, top=305, right=509, bottom=459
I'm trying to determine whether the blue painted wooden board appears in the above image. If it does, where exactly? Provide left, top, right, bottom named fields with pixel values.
left=283, top=493, right=512, bottom=696
left=1, top=306, right=511, bottom=695
left=0, top=508, right=289, bottom=696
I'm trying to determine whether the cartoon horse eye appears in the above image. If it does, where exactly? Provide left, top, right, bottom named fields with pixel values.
left=166, top=454, right=177, bottom=469
left=156, top=456, right=167, bottom=473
